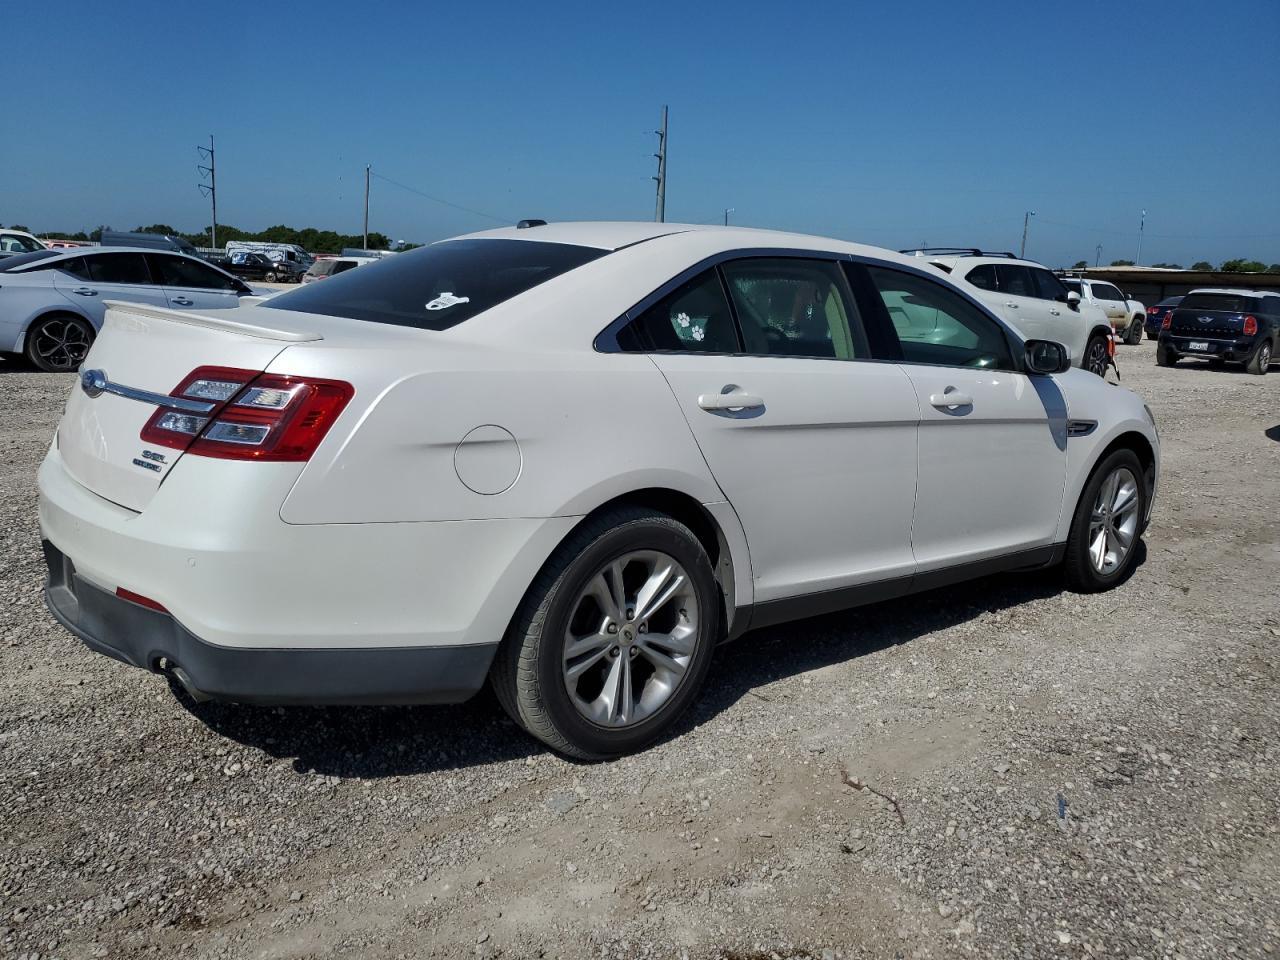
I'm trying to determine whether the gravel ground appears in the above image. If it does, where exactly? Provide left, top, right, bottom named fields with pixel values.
left=2, top=340, right=1278, bottom=960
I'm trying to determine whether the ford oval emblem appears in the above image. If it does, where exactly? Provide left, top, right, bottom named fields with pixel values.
left=80, top=368, right=108, bottom=398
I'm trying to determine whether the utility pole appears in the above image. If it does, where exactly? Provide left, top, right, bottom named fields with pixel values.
left=363, top=164, right=370, bottom=249
left=723, top=207, right=734, bottom=226
left=197, top=135, right=217, bottom=250
left=1136, top=208, right=1146, bottom=265
left=653, top=105, right=668, bottom=223
left=1095, top=244, right=1103, bottom=268
left=1020, top=210, right=1035, bottom=258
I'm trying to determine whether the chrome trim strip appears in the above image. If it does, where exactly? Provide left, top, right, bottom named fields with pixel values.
left=81, top=370, right=216, bottom=414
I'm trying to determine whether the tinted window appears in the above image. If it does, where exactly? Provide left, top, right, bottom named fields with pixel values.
left=617, top=269, right=738, bottom=353
left=85, top=253, right=152, bottom=285
left=0, top=233, right=45, bottom=254
left=148, top=253, right=240, bottom=290
left=1178, top=293, right=1259, bottom=313
left=966, top=264, right=998, bottom=290
left=55, top=256, right=91, bottom=281
left=264, top=239, right=604, bottom=330
left=1156, top=297, right=1183, bottom=307
left=0, top=250, right=62, bottom=271
left=995, top=264, right=1035, bottom=297
left=331, top=261, right=359, bottom=275
left=721, top=258, right=869, bottom=359
left=1091, top=283, right=1124, bottom=302
left=1032, top=268, right=1068, bottom=300
left=305, top=260, right=336, bottom=277
left=865, top=266, right=1014, bottom=370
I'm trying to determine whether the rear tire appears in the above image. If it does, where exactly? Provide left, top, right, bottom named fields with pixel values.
left=1124, top=318, right=1144, bottom=344
left=1064, top=448, right=1148, bottom=593
left=24, top=314, right=95, bottom=373
left=1156, top=343, right=1179, bottom=367
left=1084, top=334, right=1110, bottom=376
left=1245, top=339, right=1272, bottom=376
left=491, top=506, right=720, bottom=759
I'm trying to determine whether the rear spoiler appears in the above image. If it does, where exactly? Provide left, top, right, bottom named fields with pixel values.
left=102, top=301, right=322, bottom=343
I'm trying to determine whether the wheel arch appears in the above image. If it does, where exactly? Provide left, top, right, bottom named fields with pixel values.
left=18, top=307, right=97, bottom=358
left=1090, top=429, right=1157, bottom=528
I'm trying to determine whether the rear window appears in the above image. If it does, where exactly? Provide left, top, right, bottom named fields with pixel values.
left=1178, top=293, right=1259, bottom=313
left=0, top=250, right=62, bottom=271
left=265, top=239, right=606, bottom=330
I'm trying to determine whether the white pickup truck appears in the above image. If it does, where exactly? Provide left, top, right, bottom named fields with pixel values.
left=1061, top=277, right=1146, bottom=344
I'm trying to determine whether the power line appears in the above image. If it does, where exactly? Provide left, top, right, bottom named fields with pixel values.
left=369, top=172, right=512, bottom=225
left=197, top=135, right=216, bottom=249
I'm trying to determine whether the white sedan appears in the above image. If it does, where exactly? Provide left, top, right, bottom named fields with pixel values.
left=38, top=222, right=1159, bottom=758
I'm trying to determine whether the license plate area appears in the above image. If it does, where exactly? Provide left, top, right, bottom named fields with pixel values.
left=1187, top=341, right=1212, bottom=352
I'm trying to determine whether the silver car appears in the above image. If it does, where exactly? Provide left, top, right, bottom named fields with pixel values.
left=0, top=248, right=253, bottom=371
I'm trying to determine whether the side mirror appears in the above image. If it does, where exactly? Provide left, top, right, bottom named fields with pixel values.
left=1025, top=339, right=1071, bottom=375
left=1066, top=291, right=1081, bottom=306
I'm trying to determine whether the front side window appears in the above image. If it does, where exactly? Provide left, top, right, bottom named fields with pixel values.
left=264, top=239, right=605, bottom=330
left=1091, top=283, right=1124, bottom=302
left=147, top=254, right=240, bottom=290
left=617, top=269, right=739, bottom=353
left=995, top=264, right=1036, bottom=297
left=865, top=265, right=1014, bottom=370
left=85, top=253, right=152, bottom=285
left=1032, top=268, right=1069, bottom=301
left=721, top=258, right=868, bottom=359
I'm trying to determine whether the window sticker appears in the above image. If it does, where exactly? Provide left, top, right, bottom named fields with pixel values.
left=672, top=310, right=707, bottom=343
left=426, top=292, right=471, bottom=311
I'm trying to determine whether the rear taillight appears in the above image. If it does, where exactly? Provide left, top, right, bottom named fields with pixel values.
left=1162, top=313, right=1172, bottom=329
left=1243, top=315, right=1258, bottom=336
left=140, top=367, right=353, bottom=462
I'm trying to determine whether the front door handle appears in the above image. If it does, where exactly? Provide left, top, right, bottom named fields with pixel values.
left=930, top=389, right=973, bottom=409
left=72, top=287, right=98, bottom=296
left=1049, top=308, right=1061, bottom=316
left=1004, top=301, right=1018, bottom=308
left=170, top=297, right=194, bottom=306
left=698, top=390, right=764, bottom=411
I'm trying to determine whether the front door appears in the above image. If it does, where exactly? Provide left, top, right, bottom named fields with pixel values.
left=623, top=259, right=921, bottom=604
left=858, top=262, right=1068, bottom=571
left=54, top=252, right=170, bottom=322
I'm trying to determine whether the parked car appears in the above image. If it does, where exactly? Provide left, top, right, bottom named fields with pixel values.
left=1144, top=296, right=1184, bottom=340
left=0, top=229, right=48, bottom=260
left=300, top=256, right=374, bottom=283
left=224, top=241, right=312, bottom=282
left=904, top=249, right=1115, bottom=376
left=38, top=223, right=1159, bottom=759
left=223, top=252, right=279, bottom=281
left=99, top=231, right=203, bottom=258
left=0, top=248, right=253, bottom=371
left=1157, top=288, right=1279, bottom=375
left=1060, top=277, right=1146, bottom=344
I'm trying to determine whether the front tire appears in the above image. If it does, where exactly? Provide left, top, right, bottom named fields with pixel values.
left=1124, top=318, right=1144, bottom=345
left=1156, top=343, right=1179, bottom=367
left=1084, top=334, right=1110, bottom=377
left=492, top=506, right=720, bottom=759
left=1064, top=449, right=1147, bottom=593
left=1245, top=339, right=1272, bottom=376
left=24, top=314, right=94, bottom=372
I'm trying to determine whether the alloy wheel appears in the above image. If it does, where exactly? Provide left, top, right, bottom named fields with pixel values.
left=1086, top=339, right=1108, bottom=376
left=1088, top=466, right=1139, bottom=575
left=32, top=319, right=91, bottom=371
left=561, top=550, right=700, bottom=728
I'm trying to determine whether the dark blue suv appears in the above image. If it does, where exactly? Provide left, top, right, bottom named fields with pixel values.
left=1157, top=289, right=1279, bottom=375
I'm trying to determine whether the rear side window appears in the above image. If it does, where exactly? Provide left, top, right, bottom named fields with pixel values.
left=617, top=270, right=739, bottom=353
left=264, top=239, right=606, bottom=330
left=721, top=258, right=869, bottom=359
left=1179, top=293, right=1259, bottom=313
left=85, top=253, right=152, bottom=285
left=965, top=264, right=997, bottom=290
left=331, top=261, right=359, bottom=275
left=0, top=250, right=62, bottom=271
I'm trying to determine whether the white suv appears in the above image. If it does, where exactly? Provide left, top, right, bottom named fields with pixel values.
left=1060, top=277, right=1146, bottom=344
left=904, top=249, right=1115, bottom=376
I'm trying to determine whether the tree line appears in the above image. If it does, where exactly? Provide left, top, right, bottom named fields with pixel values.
left=4, top=223, right=391, bottom=254
left=1068, top=258, right=1280, bottom=273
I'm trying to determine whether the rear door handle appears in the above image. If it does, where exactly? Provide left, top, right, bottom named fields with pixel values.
left=72, top=287, right=98, bottom=296
left=698, top=390, right=764, bottom=411
left=930, top=390, right=973, bottom=409
left=170, top=297, right=194, bottom=306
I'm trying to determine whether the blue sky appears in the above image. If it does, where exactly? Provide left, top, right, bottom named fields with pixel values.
left=5, top=0, right=1278, bottom=267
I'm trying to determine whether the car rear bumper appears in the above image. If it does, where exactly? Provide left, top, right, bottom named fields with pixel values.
left=43, top=540, right=495, bottom=704
left=1162, top=334, right=1257, bottom=361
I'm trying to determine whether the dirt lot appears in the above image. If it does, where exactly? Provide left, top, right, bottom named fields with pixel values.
left=2, top=340, right=1278, bottom=960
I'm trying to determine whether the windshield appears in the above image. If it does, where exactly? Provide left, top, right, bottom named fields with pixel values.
left=265, top=239, right=607, bottom=330
left=0, top=233, right=46, bottom=254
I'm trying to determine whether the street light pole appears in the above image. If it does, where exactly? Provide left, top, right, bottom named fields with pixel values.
left=1095, top=244, right=1103, bottom=268
left=1136, top=208, right=1146, bottom=265
left=363, top=164, right=370, bottom=250
left=723, top=207, right=734, bottom=226
left=1020, top=210, right=1036, bottom=258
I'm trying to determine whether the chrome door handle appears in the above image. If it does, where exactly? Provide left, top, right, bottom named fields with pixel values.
left=698, top=390, right=764, bottom=411
left=1049, top=308, right=1061, bottom=316
left=929, top=390, right=973, bottom=409
left=72, top=287, right=97, bottom=296
left=1004, top=301, right=1018, bottom=308
left=170, top=297, right=194, bottom=306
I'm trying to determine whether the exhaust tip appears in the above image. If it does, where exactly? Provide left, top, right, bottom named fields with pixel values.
left=165, top=662, right=213, bottom=703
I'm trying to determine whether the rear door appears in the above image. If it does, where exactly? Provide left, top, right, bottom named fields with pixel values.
left=856, top=262, right=1067, bottom=570
left=992, top=263, right=1050, bottom=340
left=53, top=252, right=170, bottom=323
left=146, top=253, right=246, bottom=310
left=631, top=258, right=921, bottom=604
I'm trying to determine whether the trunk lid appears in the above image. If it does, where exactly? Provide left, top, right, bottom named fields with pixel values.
left=1169, top=293, right=1259, bottom=337
left=57, top=301, right=320, bottom=512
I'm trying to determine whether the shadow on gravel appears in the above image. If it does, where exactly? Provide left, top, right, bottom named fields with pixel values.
left=176, top=546, right=1145, bottom=775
